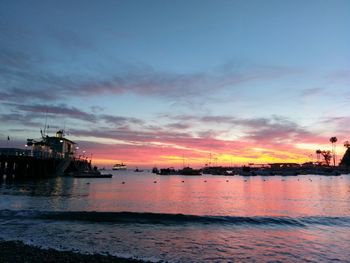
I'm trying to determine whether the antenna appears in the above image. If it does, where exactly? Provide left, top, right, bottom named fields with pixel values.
left=43, top=111, right=48, bottom=137
left=63, top=119, right=66, bottom=137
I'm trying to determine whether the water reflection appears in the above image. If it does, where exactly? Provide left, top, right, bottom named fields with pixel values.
left=0, top=171, right=349, bottom=217
left=0, top=177, right=81, bottom=197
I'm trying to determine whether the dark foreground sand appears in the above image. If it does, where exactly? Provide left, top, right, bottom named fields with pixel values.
left=0, top=241, right=148, bottom=263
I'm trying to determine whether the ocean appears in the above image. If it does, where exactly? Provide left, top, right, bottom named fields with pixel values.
left=0, top=171, right=349, bottom=262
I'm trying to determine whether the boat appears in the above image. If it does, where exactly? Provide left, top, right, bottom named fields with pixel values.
left=151, top=167, right=159, bottom=174
left=159, top=167, right=177, bottom=175
left=239, top=166, right=257, bottom=176
left=178, top=167, right=202, bottom=176
left=112, top=163, right=127, bottom=170
left=134, top=167, right=144, bottom=172
left=73, top=170, right=113, bottom=178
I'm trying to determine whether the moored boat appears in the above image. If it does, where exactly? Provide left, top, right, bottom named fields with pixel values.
left=159, top=167, right=177, bottom=175
left=178, top=167, right=202, bottom=176
left=73, top=170, right=113, bottom=178
left=112, top=163, right=127, bottom=170
left=151, top=167, right=159, bottom=174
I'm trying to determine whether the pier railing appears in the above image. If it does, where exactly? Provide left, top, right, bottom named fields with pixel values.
left=0, top=148, right=32, bottom=157
left=0, top=147, right=77, bottom=160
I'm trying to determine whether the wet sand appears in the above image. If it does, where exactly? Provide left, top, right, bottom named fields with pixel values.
left=0, top=241, right=147, bottom=263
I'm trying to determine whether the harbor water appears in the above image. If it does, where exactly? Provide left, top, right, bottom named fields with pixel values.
left=0, top=171, right=349, bottom=262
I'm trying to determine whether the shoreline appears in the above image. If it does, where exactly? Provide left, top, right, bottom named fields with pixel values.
left=0, top=240, right=149, bottom=263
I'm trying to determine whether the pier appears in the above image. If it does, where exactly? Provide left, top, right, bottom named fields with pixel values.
left=0, top=155, right=91, bottom=180
left=0, top=130, right=91, bottom=180
left=0, top=155, right=58, bottom=180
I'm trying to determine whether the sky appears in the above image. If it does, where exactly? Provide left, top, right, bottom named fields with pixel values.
left=0, top=0, right=350, bottom=168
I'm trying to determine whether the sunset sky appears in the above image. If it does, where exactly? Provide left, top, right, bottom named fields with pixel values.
left=1, top=0, right=350, bottom=167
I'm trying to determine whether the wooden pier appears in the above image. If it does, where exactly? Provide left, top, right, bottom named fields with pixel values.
left=0, top=131, right=92, bottom=180
left=0, top=155, right=60, bottom=180
left=0, top=155, right=90, bottom=180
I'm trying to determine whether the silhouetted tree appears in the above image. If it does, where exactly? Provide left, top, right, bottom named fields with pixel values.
left=340, top=141, right=350, bottom=167
left=315, top=149, right=322, bottom=163
left=321, top=150, right=332, bottom=166
left=330, top=137, right=337, bottom=166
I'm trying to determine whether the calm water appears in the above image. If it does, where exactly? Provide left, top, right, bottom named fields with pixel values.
left=0, top=171, right=349, bottom=262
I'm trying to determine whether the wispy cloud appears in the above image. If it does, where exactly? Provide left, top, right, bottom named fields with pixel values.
left=2, top=103, right=143, bottom=127
left=0, top=46, right=301, bottom=104
left=70, top=114, right=320, bottom=152
left=300, top=87, right=324, bottom=97
left=1, top=103, right=335, bottom=166
left=0, top=112, right=42, bottom=128
left=9, top=103, right=96, bottom=122
left=162, top=114, right=328, bottom=145
left=100, top=114, right=143, bottom=126
left=327, top=70, right=350, bottom=84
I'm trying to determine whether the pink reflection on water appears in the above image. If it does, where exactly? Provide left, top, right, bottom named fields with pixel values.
left=77, top=173, right=350, bottom=217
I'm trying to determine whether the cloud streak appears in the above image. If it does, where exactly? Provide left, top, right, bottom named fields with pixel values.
left=0, top=101, right=341, bottom=167
left=2, top=103, right=143, bottom=128
left=67, top=113, right=331, bottom=165
left=0, top=46, right=301, bottom=105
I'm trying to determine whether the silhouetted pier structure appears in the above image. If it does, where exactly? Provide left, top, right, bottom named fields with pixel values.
left=0, top=155, right=57, bottom=179
left=0, top=154, right=90, bottom=180
left=0, top=130, right=91, bottom=180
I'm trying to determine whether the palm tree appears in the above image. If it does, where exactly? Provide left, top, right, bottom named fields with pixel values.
left=315, top=149, right=322, bottom=163
left=321, top=150, right=332, bottom=166
left=330, top=137, right=338, bottom=166
left=344, top=141, right=350, bottom=148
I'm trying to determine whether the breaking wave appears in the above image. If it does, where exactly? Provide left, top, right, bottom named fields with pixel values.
left=0, top=209, right=349, bottom=227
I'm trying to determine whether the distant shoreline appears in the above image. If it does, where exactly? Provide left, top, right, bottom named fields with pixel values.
left=0, top=240, right=148, bottom=263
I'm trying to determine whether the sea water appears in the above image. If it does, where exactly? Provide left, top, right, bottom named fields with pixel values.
left=0, top=171, right=349, bottom=262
